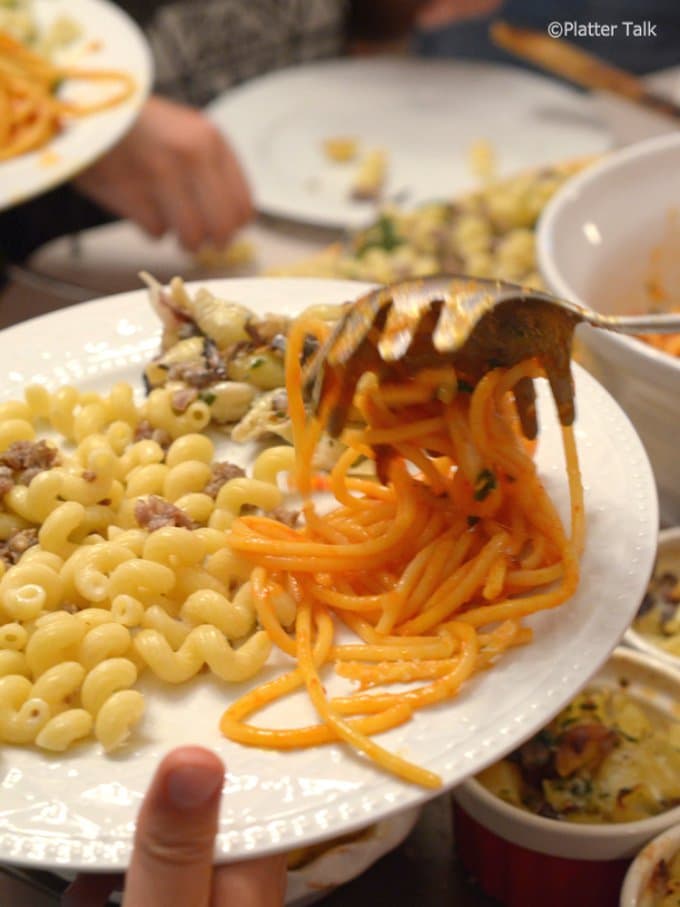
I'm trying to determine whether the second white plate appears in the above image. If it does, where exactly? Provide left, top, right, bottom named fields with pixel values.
left=208, top=58, right=610, bottom=229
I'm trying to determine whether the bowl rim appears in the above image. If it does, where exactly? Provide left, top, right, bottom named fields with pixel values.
left=624, top=527, right=680, bottom=672
left=536, top=130, right=680, bottom=376
left=619, top=822, right=680, bottom=907
left=455, top=646, right=680, bottom=844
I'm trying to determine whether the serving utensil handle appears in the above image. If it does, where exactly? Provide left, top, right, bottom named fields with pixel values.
left=590, top=312, right=680, bottom=334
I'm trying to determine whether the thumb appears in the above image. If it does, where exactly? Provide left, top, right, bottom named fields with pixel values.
left=122, top=746, right=225, bottom=907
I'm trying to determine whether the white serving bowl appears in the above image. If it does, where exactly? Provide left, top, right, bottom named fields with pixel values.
left=624, top=527, right=680, bottom=673
left=452, top=648, right=680, bottom=906
left=537, top=132, right=680, bottom=524
left=620, top=823, right=680, bottom=907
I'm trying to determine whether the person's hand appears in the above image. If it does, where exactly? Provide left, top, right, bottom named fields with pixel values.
left=62, top=746, right=287, bottom=907
left=74, top=95, right=254, bottom=252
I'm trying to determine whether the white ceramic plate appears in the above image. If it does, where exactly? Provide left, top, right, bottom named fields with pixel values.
left=208, top=58, right=610, bottom=229
left=0, top=277, right=658, bottom=871
left=0, top=0, right=153, bottom=212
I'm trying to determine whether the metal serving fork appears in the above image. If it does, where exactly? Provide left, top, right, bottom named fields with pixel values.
left=304, top=275, right=680, bottom=440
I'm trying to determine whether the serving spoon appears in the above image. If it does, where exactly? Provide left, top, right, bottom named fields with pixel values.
left=304, top=275, right=680, bottom=439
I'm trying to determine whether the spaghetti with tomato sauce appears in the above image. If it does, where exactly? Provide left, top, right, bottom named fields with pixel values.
left=0, top=30, right=135, bottom=162
left=221, top=311, right=585, bottom=789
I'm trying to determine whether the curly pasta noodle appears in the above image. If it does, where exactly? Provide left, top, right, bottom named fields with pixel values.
left=0, top=377, right=295, bottom=752
left=223, top=316, right=585, bottom=789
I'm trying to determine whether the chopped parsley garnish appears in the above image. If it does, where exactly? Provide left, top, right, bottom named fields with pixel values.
left=199, top=391, right=216, bottom=405
left=568, top=778, right=593, bottom=797
left=356, top=215, right=403, bottom=257
left=536, top=729, right=557, bottom=748
left=559, top=716, right=579, bottom=729
left=473, top=469, right=497, bottom=501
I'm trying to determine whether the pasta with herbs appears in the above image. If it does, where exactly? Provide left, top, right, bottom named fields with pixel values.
left=272, top=161, right=589, bottom=287
left=221, top=313, right=585, bottom=789
left=0, top=380, right=294, bottom=751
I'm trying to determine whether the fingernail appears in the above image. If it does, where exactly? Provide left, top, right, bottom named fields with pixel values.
left=167, top=763, right=223, bottom=810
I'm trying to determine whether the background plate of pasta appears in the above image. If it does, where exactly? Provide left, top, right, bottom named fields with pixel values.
left=207, top=58, right=610, bottom=230
left=0, top=277, right=658, bottom=871
left=0, top=0, right=152, bottom=211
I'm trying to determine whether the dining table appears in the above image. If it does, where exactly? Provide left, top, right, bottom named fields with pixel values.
left=1, top=61, right=678, bottom=903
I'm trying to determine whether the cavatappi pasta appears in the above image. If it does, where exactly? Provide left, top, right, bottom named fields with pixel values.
left=141, top=272, right=346, bottom=452
left=322, top=135, right=359, bottom=164
left=0, top=380, right=297, bottom=751
left=350, top=148, right=388, bottom=202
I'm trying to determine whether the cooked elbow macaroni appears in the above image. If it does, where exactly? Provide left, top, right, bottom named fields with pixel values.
left=0, top=383, right=296, bottom=753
